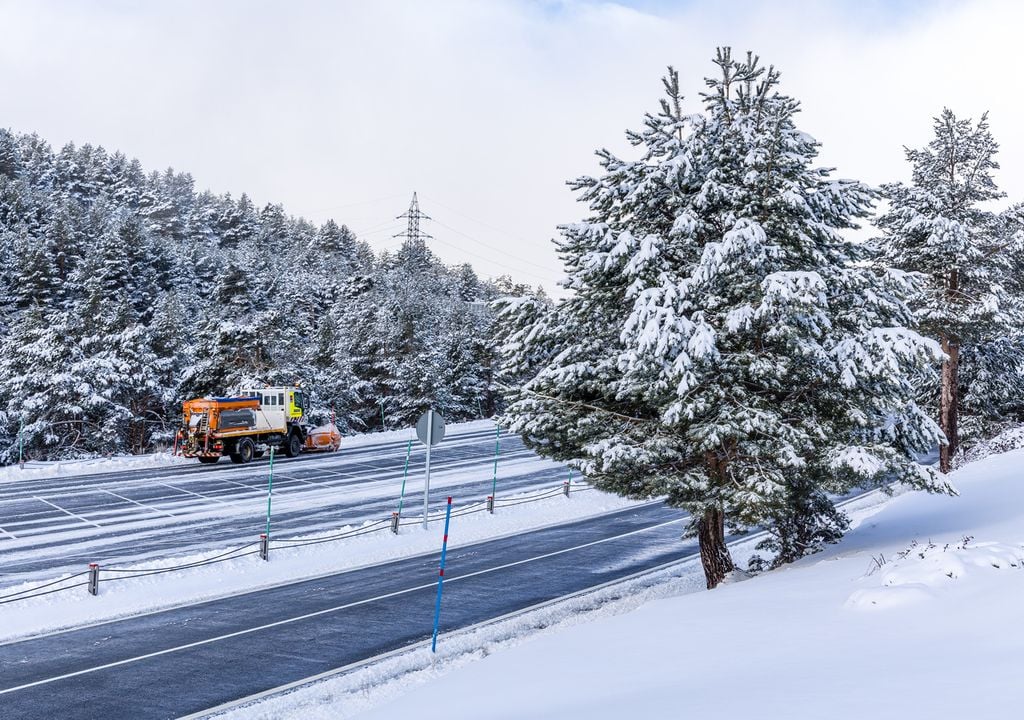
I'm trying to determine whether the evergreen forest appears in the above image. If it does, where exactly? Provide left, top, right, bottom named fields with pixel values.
left=0, top=131, right=515, bottom=462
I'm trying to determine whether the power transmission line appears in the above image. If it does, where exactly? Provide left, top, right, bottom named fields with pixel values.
left=429, top=217, right=557, bottom=273
left=380, top=193, right=560, bottom=285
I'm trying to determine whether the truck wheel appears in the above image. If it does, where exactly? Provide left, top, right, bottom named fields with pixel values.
left=284, top=431, right=301, bottom=458
left=198, top=456, right=219, bottom=464
left=232, top=438, right=255, bottom=464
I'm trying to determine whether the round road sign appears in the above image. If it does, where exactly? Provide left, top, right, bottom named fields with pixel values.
left=416, top=410, right=446, bottom=446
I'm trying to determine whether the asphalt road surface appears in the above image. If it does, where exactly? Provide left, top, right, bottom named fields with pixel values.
left=0, top=500, right=692, bottom=720
left=0, top=422, right=570, bottom=587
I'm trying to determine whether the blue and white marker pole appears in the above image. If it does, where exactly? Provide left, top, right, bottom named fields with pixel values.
left=18, top=416, right=24, bottom=469
left=431, top=496, right=453, bottom=653
left=393, top=439, right=413, bottom=534
left=488, top=424, right=500, bottom=512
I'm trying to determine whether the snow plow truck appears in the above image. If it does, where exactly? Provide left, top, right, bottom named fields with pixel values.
left=178, top=386, right=341, bottom=464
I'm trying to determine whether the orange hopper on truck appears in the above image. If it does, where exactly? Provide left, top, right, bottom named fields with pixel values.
left=178, top=386, right=339, bottom=464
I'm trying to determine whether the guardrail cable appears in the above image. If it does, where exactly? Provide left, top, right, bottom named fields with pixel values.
left=103, top=550, right=264, bottom=582
left=0, top=581, right=92, bottom=605
left=0, top=571, right=91, bottom=603
left=1, top=479, right=592, bottom=605
left=102, top=541, right=261, bottom=574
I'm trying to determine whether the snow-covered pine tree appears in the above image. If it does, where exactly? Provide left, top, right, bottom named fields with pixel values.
left=876, top=110, right=1024, bottom=471
left=502, top=50, right=950, bottom=588
left=491, top=287, right=555, bottom=399
left=0, top=129, right=20, bottom=181
left=0, top=306, right=88, bottom=459
left=8, top=226, right=55, bottom=311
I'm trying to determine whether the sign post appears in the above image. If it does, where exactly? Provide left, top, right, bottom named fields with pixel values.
left=416, top=409, right=446, bottom=530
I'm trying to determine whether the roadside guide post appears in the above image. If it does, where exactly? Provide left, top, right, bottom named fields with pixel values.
left=87, top=563, right=100, bottom=596
left=431, top=496, right=453, bottom=653
left=490, top=424, right=500, bottom=508
left=393, top=438, right=413, bottom=533
left=262, top=447, right=275, bottom=560
left=18, top=416, right=25, bottom=469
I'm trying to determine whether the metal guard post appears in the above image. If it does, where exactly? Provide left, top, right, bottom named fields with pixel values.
left=87, top=563, right=100, bottom=596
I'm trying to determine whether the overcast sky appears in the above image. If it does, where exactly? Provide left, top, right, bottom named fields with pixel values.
left=1, top=0, right=1021, bottom=295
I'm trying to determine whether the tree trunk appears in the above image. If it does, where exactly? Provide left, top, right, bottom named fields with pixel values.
left=939, top=332, right=959, bottom=473
left=697, top=506, right=735, bottom=589
left=939, top=267, right=961, bottom=474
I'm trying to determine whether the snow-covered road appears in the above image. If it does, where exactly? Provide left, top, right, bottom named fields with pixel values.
left=0, top=501, right=688, bottom=720
left=0, top=421, right=568, bottom=587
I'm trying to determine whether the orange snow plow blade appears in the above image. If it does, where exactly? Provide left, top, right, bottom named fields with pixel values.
left=304, top=423, right=342, bottom=452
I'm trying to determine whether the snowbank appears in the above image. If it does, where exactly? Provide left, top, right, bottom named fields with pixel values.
left=0, top=450, right=190, bottom=484
left=232, top=448, right=1024, bottom=720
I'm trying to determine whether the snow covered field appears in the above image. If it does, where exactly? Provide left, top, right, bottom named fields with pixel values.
left=221, top=448, right=1024, bottom=720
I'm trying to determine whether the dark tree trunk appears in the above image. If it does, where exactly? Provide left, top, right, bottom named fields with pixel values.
left=939, top=332, right=959, bottom=473
left=698, top=450, right=736, bottom=588
left=939, top=268, right=961, bottom=474
left=697, top=506, right=734, bottom=589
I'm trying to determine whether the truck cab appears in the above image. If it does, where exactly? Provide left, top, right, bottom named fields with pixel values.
left=236, top=387, right=307, bottom=429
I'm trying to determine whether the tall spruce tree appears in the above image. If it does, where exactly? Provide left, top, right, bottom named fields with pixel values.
left=876, top=110, right=1023, bottom=471
left=502, top=50, right=950, bottom=588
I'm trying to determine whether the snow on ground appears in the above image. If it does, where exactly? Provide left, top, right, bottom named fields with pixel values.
left=955, top=423, right=1024, bottom=468
left=0, top=449, right=190, bottom=484
left=0, top=485, right=639, bottom=643
left=222, top=449, right=1024, bottom=720
left=332, top=420, right=494, bottom=450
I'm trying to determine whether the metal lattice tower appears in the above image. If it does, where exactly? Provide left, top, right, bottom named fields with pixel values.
left=394, top=192, right=433, bottom=243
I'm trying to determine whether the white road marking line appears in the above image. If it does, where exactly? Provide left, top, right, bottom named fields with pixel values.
left=153, top=481, right=244, bottom=510
left=271, top=474, right=333, bottom=488
left=307, top=468, right=345, bottom=478
left=0, top=515, right=682, bottom=695
left=99, top=489, right=176, bottom=519
left=215, top=477, right=267, bottom=491
left=32, top=497, right=102, bottom=529
left=0, top=526, right=16, bottom=539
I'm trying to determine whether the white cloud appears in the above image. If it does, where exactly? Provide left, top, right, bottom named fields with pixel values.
left=0, top=0, right=1020, bottom=295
